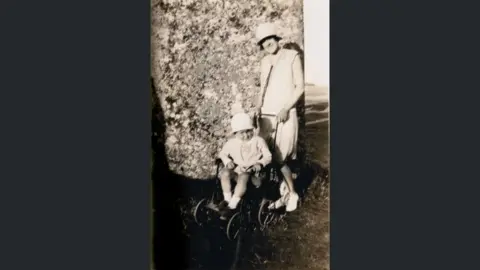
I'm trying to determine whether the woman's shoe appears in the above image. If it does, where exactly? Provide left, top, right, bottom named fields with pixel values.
left=286, top=192, right=299, bottom=212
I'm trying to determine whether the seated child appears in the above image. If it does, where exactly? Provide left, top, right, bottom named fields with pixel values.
left=218, top=112, right=272, bottom=210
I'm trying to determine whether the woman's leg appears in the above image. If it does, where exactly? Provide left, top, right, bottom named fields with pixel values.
left=280, top=164, right=295, bottom=193
left=277, top=112, right=300, bottom=211
left=280, top=164, right=299, bottom=212
left=272, top=139, right=297, bottom=196
left=229, top=173, right=249, bottom=209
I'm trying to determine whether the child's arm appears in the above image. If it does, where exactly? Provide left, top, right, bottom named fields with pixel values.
left=256, top=137, right=272, bottom=168
left=218, top=140, right=234, bottom=166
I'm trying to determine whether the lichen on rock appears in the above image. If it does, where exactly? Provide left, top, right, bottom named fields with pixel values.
left=151, top=0, right=304, bottom=179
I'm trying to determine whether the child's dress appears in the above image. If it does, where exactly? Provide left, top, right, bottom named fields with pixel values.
left=219, top=135, right=272, bottom=175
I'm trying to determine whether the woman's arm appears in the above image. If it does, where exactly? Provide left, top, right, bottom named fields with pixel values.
left=283, top=54, right=305, bottom=111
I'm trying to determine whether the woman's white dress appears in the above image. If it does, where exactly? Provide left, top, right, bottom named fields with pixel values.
left=259, top=48, right=303, bottom=164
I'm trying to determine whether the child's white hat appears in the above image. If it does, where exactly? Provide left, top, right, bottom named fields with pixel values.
left=231, top=112, right=254, bottom=133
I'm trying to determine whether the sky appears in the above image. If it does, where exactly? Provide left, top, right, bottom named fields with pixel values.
left=303, top=0, right=329, bottom=87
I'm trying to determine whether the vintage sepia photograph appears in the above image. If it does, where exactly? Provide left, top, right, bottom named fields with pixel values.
left=151, top=0, right=329, bottom=269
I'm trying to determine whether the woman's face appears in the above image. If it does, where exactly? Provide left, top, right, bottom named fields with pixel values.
left=261, top=37, right=279, bottom=54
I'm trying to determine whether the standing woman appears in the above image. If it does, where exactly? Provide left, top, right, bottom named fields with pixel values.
left=254, top=22, right=304, bottom=212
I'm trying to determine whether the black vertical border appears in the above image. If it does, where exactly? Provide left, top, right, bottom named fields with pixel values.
left=0, top=0, right=151, bottom=269
left=331, top=0, right=480, bottom=270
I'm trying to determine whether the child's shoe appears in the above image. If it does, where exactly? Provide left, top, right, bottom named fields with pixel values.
left=228, top=196, right=241, bottom=209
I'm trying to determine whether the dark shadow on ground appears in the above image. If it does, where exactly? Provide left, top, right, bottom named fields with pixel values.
left=151, top=77, right=190, bottom=270
left=152, top=78, right=239, bottom=270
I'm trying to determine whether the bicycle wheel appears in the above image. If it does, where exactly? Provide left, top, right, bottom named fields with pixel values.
left=193, top=198, right=210, bottom=225
left=257, top=199, right=275, bottom=228
left=226, top=212, right=242, bottom=241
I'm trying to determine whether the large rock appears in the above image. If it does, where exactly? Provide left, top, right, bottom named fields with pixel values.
left=151, top=0, right=304, bottom=179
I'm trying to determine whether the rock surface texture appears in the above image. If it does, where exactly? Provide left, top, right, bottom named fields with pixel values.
left=151, top=0, right=304, bottom=179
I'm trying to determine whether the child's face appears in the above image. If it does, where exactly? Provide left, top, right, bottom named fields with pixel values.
left=235, top=129, right=254, bottom=141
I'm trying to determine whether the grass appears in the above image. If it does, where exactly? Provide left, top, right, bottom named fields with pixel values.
left=263, top=178, right=329, bottom=270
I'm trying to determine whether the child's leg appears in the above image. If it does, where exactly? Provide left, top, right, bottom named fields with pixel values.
left=228, top=173, right=249, bottom=209
left=219, top=168, right=233, bottom=202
